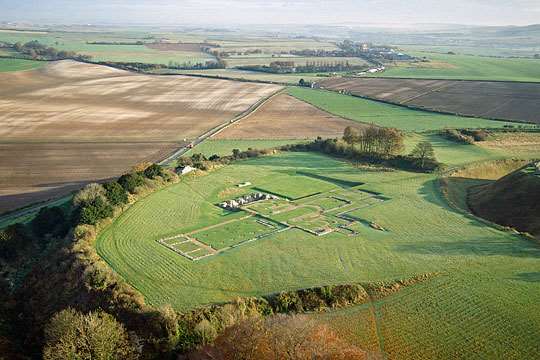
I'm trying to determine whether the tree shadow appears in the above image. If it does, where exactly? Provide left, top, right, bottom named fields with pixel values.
left=513, top=272, right=540, bottom=283
left=394, top=238, right=540, bottom=259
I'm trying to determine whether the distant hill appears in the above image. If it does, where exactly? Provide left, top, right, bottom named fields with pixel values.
left=469, top=162, right=540, bottom=238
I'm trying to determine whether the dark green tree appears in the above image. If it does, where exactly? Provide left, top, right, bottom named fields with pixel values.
left=118, top=173, right=145, bottom=193
left=78, top=197, right=113, bottom=225
left=143, top=164, right=163, bottom=179
left=31, top=206, right=67, bottom=237
left=104, top=181, right=128, bottom=206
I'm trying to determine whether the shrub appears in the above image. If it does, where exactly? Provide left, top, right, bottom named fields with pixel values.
left=461, top=129, right=489, bottom=141
left=118, top=173, right=145, bottom=193
left=273, top=292, right=303, bottom=313
left=31, top=206, right=68, bottom=238
left=103, top=181, right=128, bottom=206
left=43, top=308, right=140, bottom=360
left=78, top=197, right=113, bottom=225
left=0, top=223, right=32, bottom=260
left=441, top=129, right=475, bottom=144
left=73, top=183, right=106, bottom=207
left=192, top=314, right=367, bottom=360
left=143, top=164, right=164, bottom=179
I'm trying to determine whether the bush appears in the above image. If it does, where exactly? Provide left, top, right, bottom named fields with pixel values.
left=273, top=292, right=303, bottom=313
left=461, top=129, right=489, bottom=141
left=78, top=197, right=113, bottom=225
left=0, top=223, right=32, bottom=260
left=441, top=129, right=475, bottom=144
left=31, top=206, right=68, bottom=238
left=43, top=308, right=140, bottom=360
left=103, top=181, right=128, bottom=206
left=192, top=314, right=367, bottom=360
left=118, top=173, right=145, bottom=193
left=73, top=183, right=106, bottom=207
left=143, top=164, right=164, bottom=179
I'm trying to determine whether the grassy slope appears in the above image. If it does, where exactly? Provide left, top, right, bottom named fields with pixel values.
left=287, top=87, right=518, bottom=131
left=377, top=52, right=540, bottom=82
left=96, top=143, right=540, bottom=358
left=469, top=164, right=540, bottom=237
left=0, top=58, right=43, bottom=72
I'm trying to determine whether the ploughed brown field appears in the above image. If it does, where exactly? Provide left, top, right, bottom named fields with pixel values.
left=215, top=93, right=365, bottom=139
left=0, top=61, right=281, bottom=213
left=320, top=77, right=540, bottom=124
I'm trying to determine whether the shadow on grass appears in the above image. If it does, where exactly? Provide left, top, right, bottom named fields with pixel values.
left=395, top=238, right=540, bottom=258
left=513, top=272, right=540, bottom=282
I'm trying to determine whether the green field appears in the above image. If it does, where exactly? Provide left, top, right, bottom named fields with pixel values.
left=95, top=148, right=540, bottom=358
left=288, top=87, right=522, bottom=131
left=184, top=139, right=307, bottom=157
left=377, top=52, right=540, bottom=82
left=0, top=30, right=212, bottom=65
left=0, top=57, right=44, bottom=72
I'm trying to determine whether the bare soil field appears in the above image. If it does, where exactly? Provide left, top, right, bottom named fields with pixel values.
left=320, top=78, right=540, bottom=124
left=145, top=42, right=216, bottom=52
left=215, top=94, right=365, bottom=139
left=0, top=142, right=178, bottom=214
left=0, top=60, right=281, bottom=213
left=0, top=61, right=281, bottom=142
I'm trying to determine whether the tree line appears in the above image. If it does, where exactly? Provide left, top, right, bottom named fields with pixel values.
left=12, top=40, right=92, bottom=61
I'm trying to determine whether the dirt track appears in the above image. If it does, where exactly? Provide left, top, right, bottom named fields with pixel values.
left=215, top=93, right=365, bottom=139
left=0, top=61, right=282, bottom=213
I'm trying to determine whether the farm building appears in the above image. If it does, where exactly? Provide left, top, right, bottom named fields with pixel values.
left=177, top=165, right=195, bottom=175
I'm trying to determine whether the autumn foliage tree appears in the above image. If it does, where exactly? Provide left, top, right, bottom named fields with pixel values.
left=191, top=314, right=367, bottom=360
left=43, top=308, right=140, bottom=360
left=343, top=125, right=404, bottom=158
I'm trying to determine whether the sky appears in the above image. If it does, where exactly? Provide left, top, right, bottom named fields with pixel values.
left=1, top=0, right=539, bottom=27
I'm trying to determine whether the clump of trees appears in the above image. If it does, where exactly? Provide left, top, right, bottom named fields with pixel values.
left=280, top=128, right=441, bottom=172
left=238, top=60, right=366, bottom=74
left=13, top=40, right=92, bottom=61
left=343, top=125, right=404, bottom=158
left=43, top=308, right=140, bottom=360
left=192, top=314, right=367, bottom=360
left=441, top=128, right=489, bottom=144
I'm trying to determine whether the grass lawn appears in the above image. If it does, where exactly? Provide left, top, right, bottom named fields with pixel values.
left=191, top=217, right=279, bottom=250
left=254, top=174, right=338, bottom=199
left=95, top=150, right=540, bottom=358
left=376, top=52, right=540, bottom=82
left=0, top=58, right=44, bottom=72
left=288, top=87, right=518, bottom=131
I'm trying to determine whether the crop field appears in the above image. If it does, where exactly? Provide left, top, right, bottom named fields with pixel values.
left=377, top=52, right=540, bottom=82
left=215, top=93, right=365, bottom=139
left=287, top=87, right=519, bottom=131
left=477, top=131, right=540, bottom=158
left=0, top=30, right=212, bottom=65
left=320, top=78, right=540, bottom=124
left=0, top=57, right=44, bottom=72
left=0, top=60, right=281, bottom=213
left=96, top=150, right=540, bottom=358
